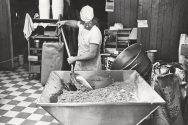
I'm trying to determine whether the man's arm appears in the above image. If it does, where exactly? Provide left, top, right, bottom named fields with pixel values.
left=67, top=43, right=99, bottom=64
left=77, top=43, right=99, bottom=61
left=57, top=20, right=79, bottom=28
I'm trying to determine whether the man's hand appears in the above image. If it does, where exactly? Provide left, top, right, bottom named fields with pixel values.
left=56, top=21, right=66, bottom=28
left=67, top=56, right=77, bottom=64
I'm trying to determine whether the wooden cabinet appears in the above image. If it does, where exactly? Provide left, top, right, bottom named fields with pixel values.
left=103, top=28, right=132, bottom=54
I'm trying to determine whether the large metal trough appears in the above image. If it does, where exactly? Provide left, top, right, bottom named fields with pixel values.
left=37, top=70, right=165, bottom=125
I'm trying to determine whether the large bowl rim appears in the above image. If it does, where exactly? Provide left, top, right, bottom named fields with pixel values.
left=111, top=43, right=142, bottom=70
left=122, top=44, right=142, bottom=69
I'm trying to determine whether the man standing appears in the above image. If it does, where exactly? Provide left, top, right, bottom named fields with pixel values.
left=57, top=5, right=102, bottom=71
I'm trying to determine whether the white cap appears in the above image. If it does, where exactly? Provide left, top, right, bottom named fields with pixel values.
left=80, top=5, right=94, bottom=22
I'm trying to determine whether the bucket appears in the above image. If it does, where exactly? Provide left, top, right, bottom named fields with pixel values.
left=18, top=55, right=24, bottom=65
left=111, top=43, right=152, bottom=80
left=146, top=50, right=157, bottom=63
left=34, top=40, right=40, bottom=48
left=39, top=0, right=50, bottom=19
left=52, top=0, right=64, bottom=19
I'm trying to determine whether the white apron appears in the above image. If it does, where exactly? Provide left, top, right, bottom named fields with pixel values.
left=74, top=23, right=102, bottom=71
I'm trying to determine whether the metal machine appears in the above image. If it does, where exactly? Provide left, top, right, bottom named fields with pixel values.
left=37, top=70, right=165, bottom=125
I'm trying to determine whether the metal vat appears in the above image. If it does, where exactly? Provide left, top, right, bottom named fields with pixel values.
left=37, top=70, right=165, bottom=125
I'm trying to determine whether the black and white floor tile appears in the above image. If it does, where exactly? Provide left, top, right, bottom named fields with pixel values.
left=0, top=67, right=61, bottom=125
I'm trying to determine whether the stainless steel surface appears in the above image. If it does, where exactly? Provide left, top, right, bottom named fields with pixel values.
left=37, top=70, right=165, bottom=125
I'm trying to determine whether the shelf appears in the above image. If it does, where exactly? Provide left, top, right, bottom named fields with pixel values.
left=32, top=18, right=58, bottom=23
left=46, top=23, right=57, bottom=27
left=31, top=35, right=59, bottom=41
left=29, top=48, right=42, bottom=51
left=104, top=28, right=132, bottom=32
left=27, top=18, right=62, bottom=76
left=105, top=41, right=129, bottom=46
left=101, top=53, right=117, bottom=57
left=103, top=28, right=132, bottom=55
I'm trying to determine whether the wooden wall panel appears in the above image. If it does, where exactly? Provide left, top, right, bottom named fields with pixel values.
left=144, top=0, right=152, bottom=50
left=107, top=0, right=138, bottom=28
left=161, top=0, right=173, bottom=60
left=130, top=0, right=138, bottom=27
left=0, top=0, right=14, bottom=69
left=169, top=0, right=181, bottom=61
left=149, top=0, right=159, bottom=50
left=156, top=0, right=164, bottom=60
left=137, top=0, right=152, bottom=50
left=138, top=0, right=188, bottom=62
left=184, top=1, right=188, bottom=34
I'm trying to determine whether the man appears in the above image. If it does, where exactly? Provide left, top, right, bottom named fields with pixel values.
left=57, top=5, right=102, bottom=71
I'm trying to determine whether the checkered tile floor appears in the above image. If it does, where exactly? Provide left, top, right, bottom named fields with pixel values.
left=0, top=67, right=61, bottom=125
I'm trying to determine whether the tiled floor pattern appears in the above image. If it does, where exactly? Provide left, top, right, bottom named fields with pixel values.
left=0, top=67, right=61, bottom=125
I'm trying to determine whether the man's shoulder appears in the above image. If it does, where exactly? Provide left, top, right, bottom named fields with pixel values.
left=91, top=25, right=101, bottom=34
left=89, top=26, right=102, bottom=43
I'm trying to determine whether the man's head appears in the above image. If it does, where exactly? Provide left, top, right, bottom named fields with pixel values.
left=80, top=5, right=100, bottom=30
left=80, top=5, right=94, bottom=23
